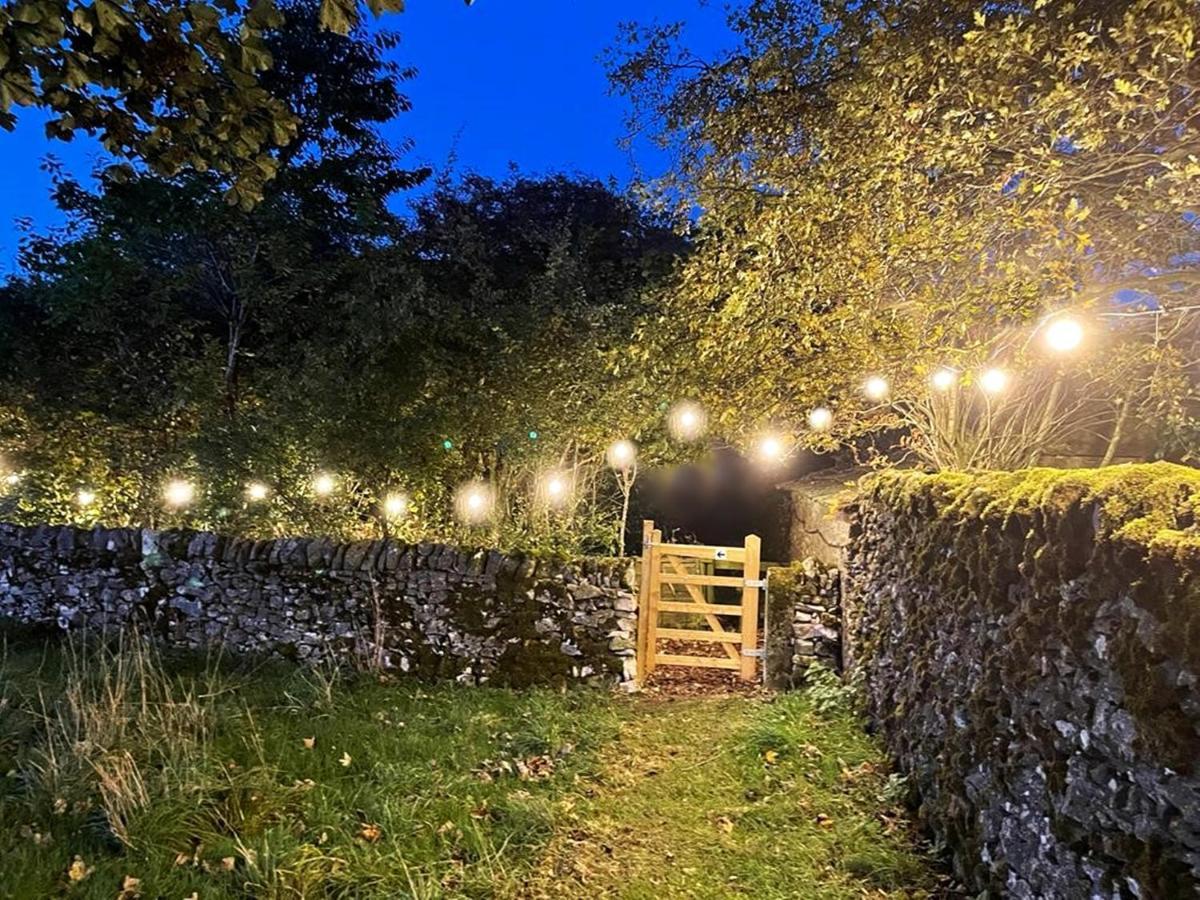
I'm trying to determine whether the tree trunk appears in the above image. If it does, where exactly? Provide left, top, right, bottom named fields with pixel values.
left=1101, top=398, right=1131, bottom=466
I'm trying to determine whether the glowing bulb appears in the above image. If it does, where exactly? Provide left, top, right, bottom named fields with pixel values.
left=808, top=407, right=833, bottom=432
left=668, top=401, right=707, bottom=442
left=979, top=368, right=1010, bottom=394
left=539, top=471, right=570, bottom=506
left=606, top=439, right=637, bottom=471
left=246, top=482, right=269, bottom=502
left=313, top=473, right=335, bottom=496
left=383, top=493, right=408, bottom=518
left=164, top=479, right=195, bottom=508
left=1044, top=316, right=1083, bottom=353
left=930, top=368, right=958, bottom=391
left=864, top=376, right=889, bottom=402
left=76, top=489, right=96, bottom=507
left=757, top=434, right=786, bottom=463
left=455, top=481, right=494, bottom=524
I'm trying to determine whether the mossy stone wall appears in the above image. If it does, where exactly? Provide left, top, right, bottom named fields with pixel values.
left=0, top=523, right=638, bottom=686
left=845, top=462, right=1200, bottom=898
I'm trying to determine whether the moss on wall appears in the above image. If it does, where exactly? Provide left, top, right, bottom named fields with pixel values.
left=847, top=462, right=1200, bottom=897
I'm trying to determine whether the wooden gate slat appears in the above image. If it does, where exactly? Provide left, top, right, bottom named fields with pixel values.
left=654, top=653, right=740, bottom=670
left=659, top=573, right=745, bottom=588
left=658, top=601, right=743, bottom=616
left=656, top=626, right=740, bottom=643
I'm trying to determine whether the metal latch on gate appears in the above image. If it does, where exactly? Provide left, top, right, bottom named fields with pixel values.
left=742, top=648, right=765, bottom=658
left=744, top=578, right=766, bottom=589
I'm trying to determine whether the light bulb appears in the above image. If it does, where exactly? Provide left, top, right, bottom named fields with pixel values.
left=864, top=376, right=889, bottom=401
left=931, top=368, right=958, bottom=391
left=77, top=489, right=96, bottom=507
left=606, top=439, right=637, bottom=471
left=164, top=479, right=195, bottom=507
left=979, top=368, right=1010, bottom=394
left=1044, top=317, right=1083, bottom=353
left=668, top=401, right=707, bottom=442
left=246, top=482, right=269, bottom=502
left=808, top=407, right=833, bottom=431
left=455, top=481, right=494, bottom=524
left=313, top=473, right=335, bottom=496
left=383, top=493, right=408, bottom=518
left=757, top=434, right=785, bottom=462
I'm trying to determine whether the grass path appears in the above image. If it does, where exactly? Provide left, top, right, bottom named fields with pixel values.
left=524, top=694, right=943, bottom=899
left=1, top=635, right=943, bottom=898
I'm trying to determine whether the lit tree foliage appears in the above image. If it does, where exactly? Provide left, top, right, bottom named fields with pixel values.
left=610, top=0, right=1200, bottom=467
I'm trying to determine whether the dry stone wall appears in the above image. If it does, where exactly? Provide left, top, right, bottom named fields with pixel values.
left=764, top=560, right=842, bottom=689
left=844, top=463, right=1200, bottom=899
left=0, top=522, right=637, bottom=686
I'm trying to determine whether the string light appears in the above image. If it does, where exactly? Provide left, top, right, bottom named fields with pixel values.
left=808, top=407, right=833, bottom=431
left=1043, top=316, right=1084, bottom=353
left=246, top=482, right=270, bottom=502
left=756, top=433, right=787, bottom=464
left=538, top=470, right=571, bottom=507
left=863, top=376, right=889, bottom=401
left=606, top=439, right=637, bottom=471
left=931, top=367, right=958, bottom=391
left=76, top=489, right=96, bottom=507
left=312, top=473, right=336, bottom=497
left=979, top=367, right=1010, bottom=394
left=455, top=480, right=494, bottom=524
left=164, top=479, right=195, bottom=508
left=668, top=401, right=707, bottom=442
left=383, top=493, right=408, bottom=519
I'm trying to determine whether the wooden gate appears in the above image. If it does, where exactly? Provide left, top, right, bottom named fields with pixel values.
left=635, top=520, right=763, bottom=682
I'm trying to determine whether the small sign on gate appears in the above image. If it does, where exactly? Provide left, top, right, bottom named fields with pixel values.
left=714, top=549, right=728, bottom=560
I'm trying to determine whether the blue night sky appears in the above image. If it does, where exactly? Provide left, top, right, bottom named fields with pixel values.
left=0, top=0, right=733, bottom=271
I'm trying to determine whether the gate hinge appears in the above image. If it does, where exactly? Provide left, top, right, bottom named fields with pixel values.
left=744, top=578, right=767, bottom=589
left=742, top=648, right=765, bottom=658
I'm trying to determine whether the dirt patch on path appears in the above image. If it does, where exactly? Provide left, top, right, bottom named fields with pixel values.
left=639, top=639, right=766, bottom=699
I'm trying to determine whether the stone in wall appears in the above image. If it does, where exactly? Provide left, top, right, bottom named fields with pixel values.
left=764, top=558, right=841, bottom=689
left=0, top=522, right=638, bottom=687
left=844, top=463, right=1200, bottom=898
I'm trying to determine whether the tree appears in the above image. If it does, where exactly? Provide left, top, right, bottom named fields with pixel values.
left=608, top=0, right=1200, bottom=468
left=0, top=0, right=469, bottom=205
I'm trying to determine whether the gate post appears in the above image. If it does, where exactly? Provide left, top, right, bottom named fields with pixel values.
left=635, top=520, right=655, bottom=684
left=740, top=534, right=762, bottom=681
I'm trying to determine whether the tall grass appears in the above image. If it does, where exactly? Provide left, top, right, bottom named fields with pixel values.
left=20, top=634, right=221, bottom=847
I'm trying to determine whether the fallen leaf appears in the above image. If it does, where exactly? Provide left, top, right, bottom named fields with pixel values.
left=173, top=852, right=191, bottom=867
left=815, top=813, right=835, bottom=828
left=302, top=737, right=315, bottom=750
left=220, top=856, right=236, bottom=871
left=358, top=822, right=383, bottom=843
left=763, top=749, right=779, bottom=765
left=715, top=816, right=734, bottom=834
left=339, top=752, right=352, bottom=767
left=117, top=874, right=142, bottom=899
left=66, top=856, right=90, bottom=882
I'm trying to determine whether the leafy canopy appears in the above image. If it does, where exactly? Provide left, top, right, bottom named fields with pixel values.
left=609, top=0, right=1200, bottom=466
left=0, top=0, right=470, bottom=205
